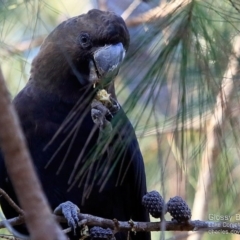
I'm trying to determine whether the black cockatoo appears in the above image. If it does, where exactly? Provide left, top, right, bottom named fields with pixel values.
left=0, top=9, right=150, bottom=240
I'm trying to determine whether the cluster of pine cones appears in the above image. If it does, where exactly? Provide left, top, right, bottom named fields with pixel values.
left=142, top=191, right=191, bottom=223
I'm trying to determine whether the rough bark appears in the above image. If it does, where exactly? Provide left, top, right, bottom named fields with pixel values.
left=0, top=68, right=66, bottom=240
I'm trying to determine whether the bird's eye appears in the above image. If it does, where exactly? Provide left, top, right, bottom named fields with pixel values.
left=81, top=36, right=87, bottom=43
left=79, top=33, right=91, bottom=48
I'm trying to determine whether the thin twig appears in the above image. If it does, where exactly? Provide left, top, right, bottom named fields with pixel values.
left=229, top=0, right=240, bottom=13
left=125, top=0, right=190, bottom=27
left=0, top=216, right=24, bottom=229
left=121, top=0, right=141, bottom=21
left=0, top=189, right=24, bottom=216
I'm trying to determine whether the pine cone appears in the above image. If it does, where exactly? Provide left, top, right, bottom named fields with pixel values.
left=167, top=196, right=191, bottom=223
left=142, top=191, right=165, bottom=218
left=90, top=226, right=113, bottom=240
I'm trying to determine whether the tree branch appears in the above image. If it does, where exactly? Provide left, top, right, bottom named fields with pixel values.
left=1, top=191, right=240, bottom=236
left=0, top=189, right=23, bottom=216
left=2, top=214, right=240, bottom=235
left=0, top=69, right=66, bottom=240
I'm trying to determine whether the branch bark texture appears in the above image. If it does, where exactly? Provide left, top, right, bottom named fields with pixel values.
left=0, top=69, right=66, bottom=240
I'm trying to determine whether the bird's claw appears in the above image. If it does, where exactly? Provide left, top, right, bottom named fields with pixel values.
left=91, top=100, right=112, bottom=128
left=54, top=201, right=80, bottom=235
left=91, top=99, right=114, bottom=140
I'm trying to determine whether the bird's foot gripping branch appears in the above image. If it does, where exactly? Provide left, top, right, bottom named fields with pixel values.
left=54, top=201, right=80, bottom=235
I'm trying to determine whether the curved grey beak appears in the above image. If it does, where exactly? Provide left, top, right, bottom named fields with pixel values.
left=89, top=43, right=125, bottom=84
